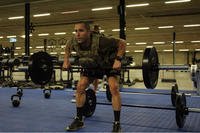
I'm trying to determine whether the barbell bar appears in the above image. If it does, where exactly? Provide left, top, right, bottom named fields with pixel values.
left=83, top=89, right=200, bottom=129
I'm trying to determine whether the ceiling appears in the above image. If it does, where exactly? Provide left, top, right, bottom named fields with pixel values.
left=0, top=0, right=200, bottom=56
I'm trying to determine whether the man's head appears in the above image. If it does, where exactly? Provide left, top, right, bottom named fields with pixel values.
left=74, top=21, right=91, bottom=43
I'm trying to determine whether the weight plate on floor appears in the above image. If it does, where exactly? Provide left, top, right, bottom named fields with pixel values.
left=171, top=84, right=179, bottom=106
left=83, top=89, right=96, bottom=117
left=176, top=93, right=187, bottom=128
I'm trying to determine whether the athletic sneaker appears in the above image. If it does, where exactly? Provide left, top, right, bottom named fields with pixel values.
left=112, top=121, right=121, bottom=132
left=66, top=117, right=84, bottom=131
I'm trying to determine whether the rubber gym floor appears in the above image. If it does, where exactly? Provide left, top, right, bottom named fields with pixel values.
left=0, top=87, right=200, bottom=132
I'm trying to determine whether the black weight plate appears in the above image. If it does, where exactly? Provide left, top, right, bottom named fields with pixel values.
left=1, top=59, right=9, bottom=66
left=83, top=89, right=96, bottom=117
left=105, top=84, right=112, bottom=102
left=142, top=47, right=159, bottom=89
left=8, top=58, right=21, bottom=66
left=171, top=84, right=179, bottom=106
left=176, top=93, right=187, bottom=128
left=28, top=51, right=53, bottom=85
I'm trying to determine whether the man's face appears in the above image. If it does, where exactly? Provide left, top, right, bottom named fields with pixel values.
left=74, top=23, right=90, bottom=43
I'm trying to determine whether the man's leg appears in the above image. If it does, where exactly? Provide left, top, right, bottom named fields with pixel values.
left=66, top=76, right=89, bottom=131
left=108, top=76, right=121, bottom=132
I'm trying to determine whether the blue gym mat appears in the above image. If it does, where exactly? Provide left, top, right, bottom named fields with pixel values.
left=0, top=87, right=200, bottom=132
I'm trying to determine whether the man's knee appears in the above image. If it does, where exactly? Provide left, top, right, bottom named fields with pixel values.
left=76, top=78, right=88, bottom=94
left=108, top=80, right=120, bottom=96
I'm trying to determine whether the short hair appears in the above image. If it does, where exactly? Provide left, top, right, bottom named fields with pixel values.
left=75, top=21, right=91, bottom=31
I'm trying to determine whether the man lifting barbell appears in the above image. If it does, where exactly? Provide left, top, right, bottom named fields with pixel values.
left=62, top=21, right=126, bottom=132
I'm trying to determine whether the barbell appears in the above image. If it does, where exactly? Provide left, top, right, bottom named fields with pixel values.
left=6, top=45, right=193, bottom=90
left=82, top=88, right=200, bottom=128
left=67, top=46, right=189, bottom=89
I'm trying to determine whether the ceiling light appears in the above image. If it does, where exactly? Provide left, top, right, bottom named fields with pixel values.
left=21, top=34, right=32, bottom=38
left=195, top=49, right=200, bottom=51
left=15, top=47, right=21, bottom=50
left=72, top=31, right=76, bottom=34
left=126, top=50, right=130, bottom=53
left=71, top=51, right=77, bottom=54
left=191, top=40, right=200, bottom=43
left=158, top=26, right=174, bottom=29
left=171, top=41, right=184, bottom=44
left=134, top=27, right=149, bottom=30
left=21, top=53, right=25, bottom=55
left=21, top=35, right=25, bottom=38
left=100, top=30, right=105, bottom=33
left=126, top=3, right=149, bottom=7
left=54, top=32, right=66, bottom=35
left=175, top=41, right=184, bottom=43
left=163, top=49, right=173, bottom=52
left=134, top=50, right=143, bottom=53
left=61, top=45, right=66, bottom=48
left=8, top=16, right=24, bottom=20
left=14, top=53, right=19, bottom=56
left=135, top=42, right=147, bottom=45
left=91, top=7, right=113, bottom=11
left=165, top=0, right=191, bottom=4
left=38, top=33, right=49, bottom=36
left=183, top=24, right=200, bottom=27
left=33, top=13, right=50, bottom=17
left=61, top=10, right=79, bottom=14
left=47, top=46, right=55, bottom=48
left=60, top=52, right=65, bottom=55
left=153, top=42, right=165, bottom=44
left=36, top=46, right=44, bottom=49
left=0, top=36, right=3, bottom=39
left=146, top=46, right=153, bottom=48
left=179, top=49, right=189, bottom=51
left=50, top=52, right=57, bottom=55
left=112, top=29, right=120, bottom=32
left=7, top=35, right=16, bottom=38
left=126, top=43, right=130, bottom=45
left=29, top=46, right=32, bottom=49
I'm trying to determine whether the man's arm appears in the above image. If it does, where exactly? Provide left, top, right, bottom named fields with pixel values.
left=113, top=39, right=126, bottom=69
left=116, top=39, right=126, bottom=58
left=62, top=42, right=72, bottom=69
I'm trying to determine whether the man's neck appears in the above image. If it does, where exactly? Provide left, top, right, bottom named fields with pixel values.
left=79, top=35, right=91, bottom=46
